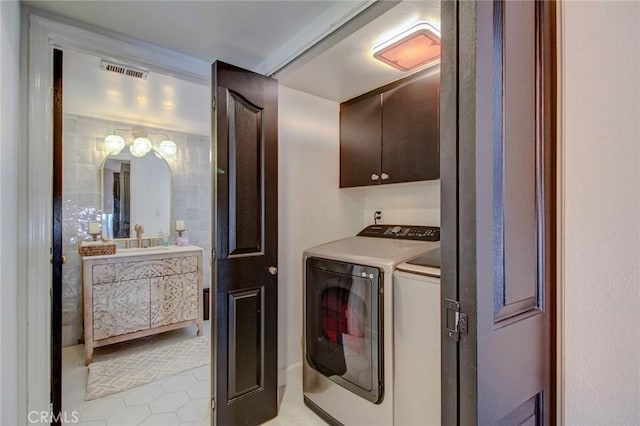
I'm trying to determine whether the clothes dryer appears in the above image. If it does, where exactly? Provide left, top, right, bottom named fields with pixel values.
left=303, top=225, right=439, bottom=425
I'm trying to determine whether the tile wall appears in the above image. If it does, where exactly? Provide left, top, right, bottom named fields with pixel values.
left=62, top=114, right=211, bottom=347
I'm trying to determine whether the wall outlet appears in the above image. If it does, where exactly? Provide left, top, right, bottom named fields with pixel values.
left=374, top=210, right=382, bottom=224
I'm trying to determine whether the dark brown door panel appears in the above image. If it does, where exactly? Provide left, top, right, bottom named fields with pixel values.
left=213, top=61, right=278, bottom=426
left=340, top=95, right=382, bottom=187
left=382, top=72, right=440, bottom=184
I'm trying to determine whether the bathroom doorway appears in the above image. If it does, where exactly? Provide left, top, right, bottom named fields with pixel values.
left=54, top=45, right=213, bottom=425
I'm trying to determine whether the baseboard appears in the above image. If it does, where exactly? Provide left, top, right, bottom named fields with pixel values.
left=304, top=396, right=343, bottom=426
left=278, top=362, right=302, bottom=387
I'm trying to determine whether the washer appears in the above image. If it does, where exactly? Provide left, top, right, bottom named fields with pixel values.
left=393, top=248, right=441, bottom=426
left=303, top=225, right=439, bottom=426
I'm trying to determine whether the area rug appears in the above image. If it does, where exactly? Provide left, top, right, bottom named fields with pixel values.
left=86, top=336, right=209, bottom=400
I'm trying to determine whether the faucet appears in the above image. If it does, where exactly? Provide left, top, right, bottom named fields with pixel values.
left=134, top=224, right=144, bottom=246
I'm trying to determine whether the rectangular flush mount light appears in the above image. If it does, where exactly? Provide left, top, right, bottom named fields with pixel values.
left=373, top=21, right=441, bottom=71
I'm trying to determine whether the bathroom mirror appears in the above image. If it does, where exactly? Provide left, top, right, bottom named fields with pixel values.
left=101, top=149, right=171, bottom=239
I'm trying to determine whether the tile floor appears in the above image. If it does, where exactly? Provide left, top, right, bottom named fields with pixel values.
left=62, top=323, right=325, bottom=426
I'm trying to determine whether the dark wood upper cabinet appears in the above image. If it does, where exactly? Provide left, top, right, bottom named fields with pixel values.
left=382, top=72, right=439, bottom=184
left=340, top=95, right=382, bottom=187
left=340, top=70, right=440, bottom=188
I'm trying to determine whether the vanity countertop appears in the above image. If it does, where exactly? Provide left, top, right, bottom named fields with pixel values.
left=83, top=244, right=204, bottom=260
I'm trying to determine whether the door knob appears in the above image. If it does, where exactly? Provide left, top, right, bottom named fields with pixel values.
left=268, top=266, right=278, bottom=276
left=381, top=173, right=389, bottom=180
left=371, top=173, right=380, bottom=181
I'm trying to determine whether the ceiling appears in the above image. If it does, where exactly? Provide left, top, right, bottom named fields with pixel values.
left=276, top=0, right=441, bottom=102
left=23, top=0, right=347, bottom=71
left=26, top=0, right=441, bottom=118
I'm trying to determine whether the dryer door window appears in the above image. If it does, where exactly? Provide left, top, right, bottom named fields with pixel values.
left=305, top=257, right=383, bottom=404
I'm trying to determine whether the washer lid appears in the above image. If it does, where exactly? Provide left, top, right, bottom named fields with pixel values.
left=407, top=247, right=440, bottom=268
left=396, top=247, right=441, bottom=277
left=304, top=236, right=438, bottom=272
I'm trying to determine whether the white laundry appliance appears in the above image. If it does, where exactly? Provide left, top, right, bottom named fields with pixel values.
left=302, top=224, right=439, bottom=426
left=393, top=248, right=442, bottom=426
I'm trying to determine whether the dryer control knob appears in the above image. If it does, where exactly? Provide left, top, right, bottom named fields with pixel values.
left=391, top=226, right=403, bottom=235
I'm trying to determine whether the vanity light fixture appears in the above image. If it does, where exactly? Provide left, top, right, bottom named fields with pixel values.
left=372, top=21, right=441, bottom=71
left=130, top=137, right=152, bottom=157
left=104, top=134, right=126, bottom=153
left=159, top=139, right=177, bottom=156
left=104, top=129, right=177, bottom=158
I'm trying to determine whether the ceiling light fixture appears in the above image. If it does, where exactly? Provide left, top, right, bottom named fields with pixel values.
left=372, top=21, right=441, bottom=72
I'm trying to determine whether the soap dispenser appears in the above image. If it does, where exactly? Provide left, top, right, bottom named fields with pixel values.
left=159, top=229, right=169, bottom=246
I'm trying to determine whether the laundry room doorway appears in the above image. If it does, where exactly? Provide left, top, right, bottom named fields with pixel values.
left=22, top=1, right=558, bottom=424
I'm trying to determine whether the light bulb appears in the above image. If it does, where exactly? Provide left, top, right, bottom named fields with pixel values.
left=159, top=139, right=177, bottom=156
left=131, top=137, right=152, bottom=157
left=104, top=134, right=125, bottom=154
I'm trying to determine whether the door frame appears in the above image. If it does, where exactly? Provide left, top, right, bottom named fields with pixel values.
left=20, top=4, right=564, bottom=424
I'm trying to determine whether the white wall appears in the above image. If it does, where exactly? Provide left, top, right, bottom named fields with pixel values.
left=64, top=49, right=209, bottom=136
left=356, top=180, right=440, bottom=226
left=0, top=1, right=21, bottom=424
left=278, top=85, right=364, bottom=371
left=562, top=2, right=640, bottom=424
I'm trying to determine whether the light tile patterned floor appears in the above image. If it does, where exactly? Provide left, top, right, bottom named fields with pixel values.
left=62, top=323, right=325, bottom=426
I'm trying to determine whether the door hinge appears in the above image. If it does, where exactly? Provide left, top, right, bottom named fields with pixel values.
left=211, top=397, right=215, bottom=411
left=212, top=99, right=216, bottom=110
left=445, top=298, right=468, bottom=341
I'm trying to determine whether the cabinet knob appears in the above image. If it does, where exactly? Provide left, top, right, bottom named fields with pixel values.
left=381, top=173, right=389, bottom=180
left=268, top=266, right=278, bottom=276
left=371, top=173, right=380, bottom=181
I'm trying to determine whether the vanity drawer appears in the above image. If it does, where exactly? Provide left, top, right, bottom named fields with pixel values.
left=91, top=255, right=199, bottom=284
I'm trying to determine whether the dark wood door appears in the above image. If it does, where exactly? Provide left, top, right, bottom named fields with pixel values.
left=441, top=0, right=555, bottom=424
left=339, top=94, right=382, bottom=187
left=212, top=61, right=278, bottom=425
left=381, top=71, right=440, bottom=184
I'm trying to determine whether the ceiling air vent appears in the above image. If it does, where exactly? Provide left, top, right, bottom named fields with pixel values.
left=100, top=60, right=149, bottom=80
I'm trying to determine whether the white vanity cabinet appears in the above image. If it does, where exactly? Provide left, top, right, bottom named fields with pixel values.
left=82, top=246, right=203, bottom=365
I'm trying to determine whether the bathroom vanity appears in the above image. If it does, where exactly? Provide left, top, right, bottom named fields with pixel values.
left=82, top=245, right=204, bottom=365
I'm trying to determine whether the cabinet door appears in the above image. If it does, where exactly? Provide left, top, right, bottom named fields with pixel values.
left=150, top=273, right=199, bottom=327
left=340, top=95, right=382, bottom=188
left=93, top=279, right=150, bottom=340
left=381, top=72, right=440, bottom=184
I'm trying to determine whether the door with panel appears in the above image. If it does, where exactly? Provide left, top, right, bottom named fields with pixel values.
left=212, top=61, right=278, bottom=426
left=440, top=0, right=556, bottom=424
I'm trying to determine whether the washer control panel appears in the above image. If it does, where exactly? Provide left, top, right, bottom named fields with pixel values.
left=357, top=224, right=440, bottom=241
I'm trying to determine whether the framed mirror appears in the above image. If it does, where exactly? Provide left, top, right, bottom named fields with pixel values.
left=101, top=149, right=172, bottom=239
